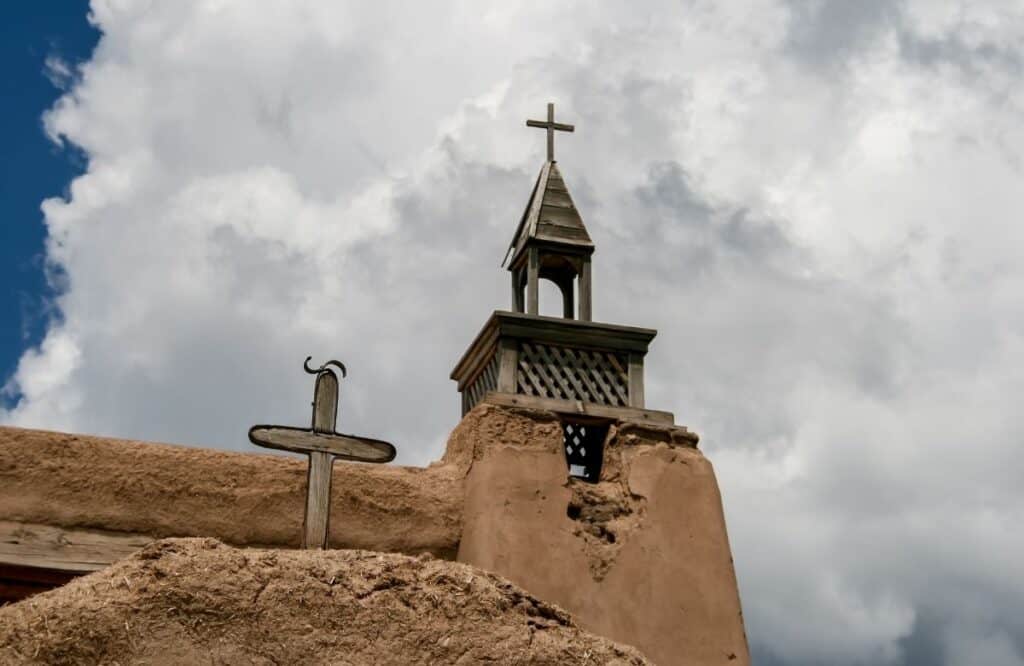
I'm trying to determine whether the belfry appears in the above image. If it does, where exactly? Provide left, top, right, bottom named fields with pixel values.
left=506, top=102, right=594, bottom=321
left=451, top=103, right=671, bottom=480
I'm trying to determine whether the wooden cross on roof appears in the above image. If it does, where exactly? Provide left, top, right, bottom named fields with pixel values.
left=248, top=357, right=396, bottom=549
left=526, top=102, right=574, bottom=162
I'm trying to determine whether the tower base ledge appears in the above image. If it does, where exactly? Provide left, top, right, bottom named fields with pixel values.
left=481, top=392, right=678, bottom=429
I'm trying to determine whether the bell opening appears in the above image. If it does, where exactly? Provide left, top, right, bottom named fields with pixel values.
left=560, top=419, right=609, bottom=483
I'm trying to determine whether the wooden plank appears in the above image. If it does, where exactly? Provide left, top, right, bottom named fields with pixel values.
left=468, top=354, right=497, bottom=407
left=482, top=392, right=674, bottom=426
left=497, top=338, right=519, bottom=393
left=484, top=355, right=499, bottom=391
left=511, top=268, right=524, bottom=313
left=248, top=426, right=395, bottom=462
left=459, top=344, right=498, bottom=393
left=312, top=371, right=338, bottom=433
left=536, top=223, right=592, bottom=243
left=545, top=165, right=569, bottom=191
left=541, top=190, right=575, bottom=208
left=452, top=325, right=499, bottom=389
left=527, top=247, right=540, bottom=315
left=504, top=162, right=547, bottom=269
left=450, top=314, right=501, bottom=384
left=628, top=353, right=645, bottom=408
left=303, top=451, right=333, bottom=549
left=538, top=202, right=583, bottom=222
left=500, top=318, right=654, bottom=353
left=0, top=521, right=153, bottom=573
left=562, top=279, right=575, bottom=319
left=525, top=162, right=552, bottom=239
left=579, top=259, right=592, bottom=322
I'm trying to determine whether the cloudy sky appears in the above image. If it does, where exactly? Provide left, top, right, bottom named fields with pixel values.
left=4, top=1, right=1024, bottom=663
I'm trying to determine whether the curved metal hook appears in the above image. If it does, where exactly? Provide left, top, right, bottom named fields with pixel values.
left=322, top=359, right=347, bottom=378
left=303, top=356, right=347, bottom=378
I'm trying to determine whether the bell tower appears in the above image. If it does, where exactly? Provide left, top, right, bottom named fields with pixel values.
left=451, top=103, right=673, bottom=452
left=505, top=103, right=594, bottom=321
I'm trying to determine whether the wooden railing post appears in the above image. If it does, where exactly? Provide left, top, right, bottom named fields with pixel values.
left=627, top=353, right=645, bottom=408
left=497, top=339, right=519, bottom=393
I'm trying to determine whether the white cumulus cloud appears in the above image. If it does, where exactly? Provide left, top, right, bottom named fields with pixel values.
left=5, top=1, right=1024, bottom=663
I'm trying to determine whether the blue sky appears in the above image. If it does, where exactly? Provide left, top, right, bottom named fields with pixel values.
left=1, top=3, right=97, bottom=401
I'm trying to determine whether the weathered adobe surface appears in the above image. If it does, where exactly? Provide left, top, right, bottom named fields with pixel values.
left=0, top=405, right=694, bottom=560
left=454, top=406, right=750, bottom=666
left=0, top=404, right=749, bottom=664
left=0, top=538, right=649, bottom=665
left=0, top=425, right=462, bottom=557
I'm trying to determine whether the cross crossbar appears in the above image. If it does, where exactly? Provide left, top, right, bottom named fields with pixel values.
left=526, top=102, right=575, bottom=161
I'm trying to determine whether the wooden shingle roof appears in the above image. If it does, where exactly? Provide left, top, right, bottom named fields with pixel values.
left=504, top=161, right=593, bottom=268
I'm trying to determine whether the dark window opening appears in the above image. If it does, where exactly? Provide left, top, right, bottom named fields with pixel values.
left=561, top=420, right=608, bottom=483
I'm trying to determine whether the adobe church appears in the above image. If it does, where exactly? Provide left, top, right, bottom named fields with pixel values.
left=0, top=105, right=749, bottom=665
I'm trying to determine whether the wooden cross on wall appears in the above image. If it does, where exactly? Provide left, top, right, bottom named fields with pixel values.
left=526, top=102, right=575, bottom=161
left=248, top=357, right=396, bottom=549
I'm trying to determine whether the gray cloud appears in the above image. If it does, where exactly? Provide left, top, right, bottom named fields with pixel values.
left=785, top=0, right=899, bottom=66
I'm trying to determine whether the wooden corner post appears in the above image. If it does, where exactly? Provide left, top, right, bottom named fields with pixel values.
left=497, top=338, right=519, bottom=393
left=526, top=247, right=540, bottom=315
left=579, top=258, right=592, bottom=322
left=627, top=352, right=645, bottom=408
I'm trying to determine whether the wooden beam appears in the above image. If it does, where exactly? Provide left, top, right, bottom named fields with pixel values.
left=527, top=247, right=540, bottom=315
left=628, top=353, right=645, bottom=408
left=560, top=277, right=575, bottom=319
left=312, top=371, right=338, bottom=433
left=498, top=315, right=655, bottom=354
left=303, top=452, right=333, bottom=550
left=0, top=520, right=153, bottom=574
left=451, top=322, right=499, bottom=389
left=248, top=426, right=395, bottom=462
left=482, top=392, right=673, bottom=426
left=496, top=338, right=519, bottom=393
left=579, top=257, right=592, bottom=322
left=511, top=269, right=524, bottom=313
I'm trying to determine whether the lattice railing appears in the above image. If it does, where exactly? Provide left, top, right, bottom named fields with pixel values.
left=462, top=351, right=499, bottom=414
left=517, top=342, right=629, bottom=407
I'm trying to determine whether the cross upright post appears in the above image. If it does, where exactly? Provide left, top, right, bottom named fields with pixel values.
left=526, top=102, right=575, bottom=161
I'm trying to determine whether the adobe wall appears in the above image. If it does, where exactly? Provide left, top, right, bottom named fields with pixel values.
left=0, top=538, right=651, bottom=665
left=0, top=403, right=749, bottom=664
left=0, top=426, right=461, bottom=557
left=451, top=406, right=750, bottom=666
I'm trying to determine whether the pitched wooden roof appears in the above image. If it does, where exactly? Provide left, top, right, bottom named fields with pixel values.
left=504, top=161, right=594, bottom=268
